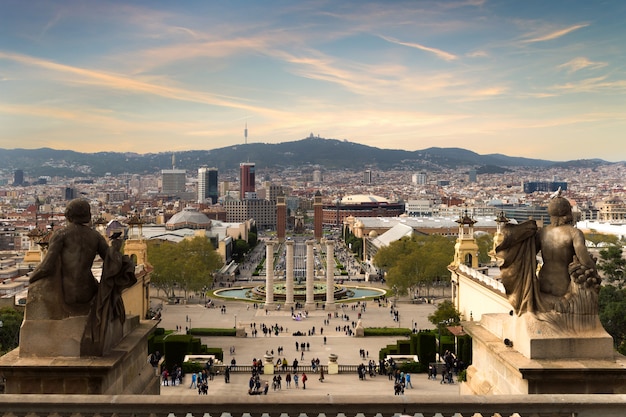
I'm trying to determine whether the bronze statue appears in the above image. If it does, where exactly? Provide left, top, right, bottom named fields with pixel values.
left=496, top=192, right=602, bottom=332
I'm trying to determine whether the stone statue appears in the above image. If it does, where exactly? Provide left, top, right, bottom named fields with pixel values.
left=496, top=192, right=602, bottom=332
left=28, top=199, right=109, bottom=317
left=22, top=199, right=137, bottom=357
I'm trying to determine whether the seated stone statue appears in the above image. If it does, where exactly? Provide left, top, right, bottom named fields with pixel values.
left=28, top=199, right=109, bottom=318
left=22, top=199, right=137, bottom=357
left=496, top=192, right=602, bottom=332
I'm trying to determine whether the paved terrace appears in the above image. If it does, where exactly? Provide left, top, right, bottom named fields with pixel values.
left=153, top=286, right=460, bottom=397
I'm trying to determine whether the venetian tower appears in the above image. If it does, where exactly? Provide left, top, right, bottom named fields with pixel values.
left=451, top=210, right=479, bottom=269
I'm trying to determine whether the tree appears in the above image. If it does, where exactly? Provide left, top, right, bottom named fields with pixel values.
left=232, top=239, right=250, bottom=262
left=599, top=285, right=626, bottom=354
left=177, top=237, right=224, bottom=297
left=0, top=307, right=24, bottom=355
left=428, top=300, right=461, bottom=326
left=585, top=231, right=620, bottom=247
left=475, top=233, right=493, bottom=265
left=147, top=240, right=180, bottom=298
left=598, top=245, right=626, bottom=288
left=147, top=237, right=223, bottom=298
left=373, top=234, right=455, bottom=297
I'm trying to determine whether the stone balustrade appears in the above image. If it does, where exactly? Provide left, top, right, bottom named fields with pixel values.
left=0, top=394, right=625, bottom=417
left=459, top=264, right=505, bottom=293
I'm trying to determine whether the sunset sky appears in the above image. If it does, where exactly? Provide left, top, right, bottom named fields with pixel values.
left=1, top=0, right=625, bottom=161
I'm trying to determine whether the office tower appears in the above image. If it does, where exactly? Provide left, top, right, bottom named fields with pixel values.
left=198, top=167, right=218, bottom=204
left=240, top=162, right=255, bottom=200
left=412, top=172, right=427, bottom=185
left=313, top=170, right=322, bottom=183
left=314, top=190, right=323, bottom=241
left=364, top=169, right=372, bottom=184
left=161, top=169, right=186, bottom=195
left=65, top=187, right=77, bottom=200
left=469, top=169, right=477, bottom=183
left=13, top=170, right=24, bottom=186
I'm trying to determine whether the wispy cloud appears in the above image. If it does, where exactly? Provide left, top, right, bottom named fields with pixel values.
left=558, top=57, right=608, bottom=73
left=551, top=76, right=626, bottom=93
left=378, top=35, right=458, bottom=61
left=0, top=50, right=286, bottom=118
left=522, top=23, right=589, bottom=43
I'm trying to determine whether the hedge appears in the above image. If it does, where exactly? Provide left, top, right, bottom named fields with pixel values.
left=363, top=327, right=412, bottom=337
left=189, top=328, right=237, bottom=336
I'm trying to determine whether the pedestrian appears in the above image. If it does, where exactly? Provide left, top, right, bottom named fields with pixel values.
left=294, top=373, right=299, bottom=388
left=285, top=372, right=291, bottom=388
left=319, top=366, right=325, bottom=382
left=301, top=372, right=308, bottom=389
left=189, top=371, right=197, bottom=389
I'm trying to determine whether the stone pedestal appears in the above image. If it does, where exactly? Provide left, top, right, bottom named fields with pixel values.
left=263, top=354, right=275, bottom=375
left=328, top=354, right=339, bottom=375
left=0, top=318, right=159, bottom=395
left=462, top=314, right=626, bottom=395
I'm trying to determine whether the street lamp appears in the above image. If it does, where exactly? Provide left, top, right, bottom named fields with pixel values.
left=234, top=314, right=237, bottom=329
left=438, top=319, right=453, bottom=362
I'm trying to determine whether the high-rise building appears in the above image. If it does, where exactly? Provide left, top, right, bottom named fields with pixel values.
left=198, top=167, right=218, bottom=204
left=240, top=162, right=255, bottom=200
left=13, top=169, right=24, bottom=186
left=412, top=172, right=427, bottom=185
left=161, top=169, right=186, bottom=195
left=364, top=169, right=372, bottom=184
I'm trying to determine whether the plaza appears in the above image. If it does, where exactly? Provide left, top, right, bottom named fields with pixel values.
left=153, top=289, right=460, bottom=397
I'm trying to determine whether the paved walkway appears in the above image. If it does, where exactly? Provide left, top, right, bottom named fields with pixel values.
left=153, top=290, right=460, bottom=397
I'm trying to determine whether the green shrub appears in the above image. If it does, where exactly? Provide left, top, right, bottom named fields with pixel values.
left=397, top=340, right=411, bottom=355
left=182, top=361, right=205, bottom=374
left=399, top=361, right=427, bottom=373
left=457, top=369, right=467, bottom=382
left=363, top=327, right=412, bottom=336
left=189, top=328, right=237, bottom=337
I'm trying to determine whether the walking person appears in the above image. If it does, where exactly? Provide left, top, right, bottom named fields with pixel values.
left=293, top=373, right=299, bottom=389
left=301, top=372, right=308, bottom=389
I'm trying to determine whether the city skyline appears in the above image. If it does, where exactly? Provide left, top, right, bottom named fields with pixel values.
left=1, top=1, right=626, bottom=162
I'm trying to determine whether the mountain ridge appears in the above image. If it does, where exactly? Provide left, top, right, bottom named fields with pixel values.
left=0, top=137, right=615, bottom=178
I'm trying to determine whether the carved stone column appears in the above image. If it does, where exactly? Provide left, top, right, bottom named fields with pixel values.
left=265, top=240, right=275, bottom=309
left=325, top=239, right=335, bottom=310
left=285, top=239, right=295, bottom=309
left=305, top=239, right=316, bottom=310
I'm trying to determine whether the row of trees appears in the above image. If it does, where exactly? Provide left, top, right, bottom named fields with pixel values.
left=148, top=236, right=223, bottom=299
left=373, top=234, right=455, bottom=297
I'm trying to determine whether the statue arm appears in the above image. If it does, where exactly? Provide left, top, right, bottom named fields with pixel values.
left=572, top=229, right=595, bottom=268
left=29, top=231, right=64, bottom=283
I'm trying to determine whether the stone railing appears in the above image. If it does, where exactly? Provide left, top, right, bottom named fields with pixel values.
left=0, top=394, right=625, bottom=417
left=459, top=264, right=505, bottom=293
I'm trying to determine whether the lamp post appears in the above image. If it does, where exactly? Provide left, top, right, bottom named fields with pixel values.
left=438, top=319, right=452, bottom=362
left=234, top=314, right=237, bottom=329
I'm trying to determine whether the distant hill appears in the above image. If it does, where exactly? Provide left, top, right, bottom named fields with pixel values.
left=0, top=137, right=612, bottom=178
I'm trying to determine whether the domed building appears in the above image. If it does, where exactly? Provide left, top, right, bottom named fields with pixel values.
left=165, top=207, right=211, bottom=230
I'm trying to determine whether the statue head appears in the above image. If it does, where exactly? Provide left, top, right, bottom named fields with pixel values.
left=548, top=196, right=573, bottom=226
left=65, top=199, right=92, bottom=225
